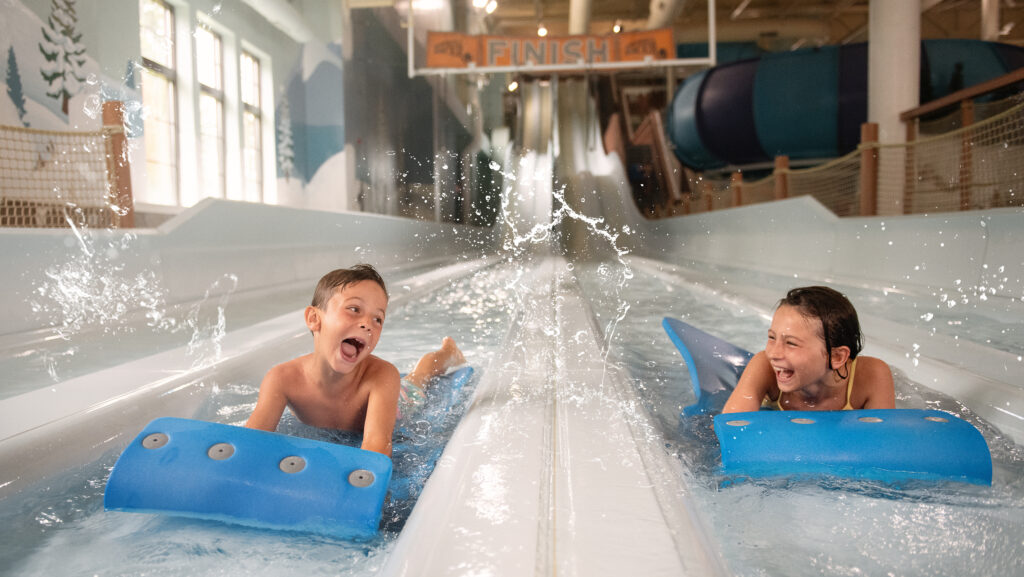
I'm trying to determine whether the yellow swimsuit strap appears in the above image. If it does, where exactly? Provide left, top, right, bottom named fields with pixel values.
left=842, top=357, right=858, bottom=410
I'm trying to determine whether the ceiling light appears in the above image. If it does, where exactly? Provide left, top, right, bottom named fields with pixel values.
left=508, top=80, right=518, bottom=92
left=485, top=0, right=497, bottom=14
left=613, top=20, right=622, bottom=34
left=537, top=23, right=548, bottom=37
left=473, top=0, right=487, bottom=7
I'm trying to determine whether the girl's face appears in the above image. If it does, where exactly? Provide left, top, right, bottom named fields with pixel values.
left=764, top=304, right=831, bottom=393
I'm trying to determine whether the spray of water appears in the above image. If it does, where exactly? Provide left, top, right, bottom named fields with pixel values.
left=29, top=215, right=167, bottom=342
left=185, top=274, right=239, bottom=369
left=495, top=163, right=636, bottom=375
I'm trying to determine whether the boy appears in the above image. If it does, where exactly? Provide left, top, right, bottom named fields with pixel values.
left=246, top=264, right=465, bottom=456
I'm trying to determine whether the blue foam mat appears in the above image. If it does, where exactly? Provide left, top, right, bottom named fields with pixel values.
left=104, top=366, right=477, bottom=537
left=714, top=409, right=992, bottom=485
left=105, top=417, right=393, bottom=539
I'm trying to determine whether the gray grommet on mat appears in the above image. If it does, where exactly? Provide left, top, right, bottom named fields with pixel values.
left=279, top=456, right=306, bottom=473
left=142, top=433, right=169, bottom=449
left=348, top=469, right=375, bottom=487
left=208, top=442, right=235, bottom=460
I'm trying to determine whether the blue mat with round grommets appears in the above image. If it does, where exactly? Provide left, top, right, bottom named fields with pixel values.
left=104, top=417, right=392, bottom=539
left=714, top=409, right=993, bottom=485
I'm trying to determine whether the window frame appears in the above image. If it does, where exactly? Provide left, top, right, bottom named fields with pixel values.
left=139, top=0, right=181, bottom=205
left=195, top=24, right=226, bottom=200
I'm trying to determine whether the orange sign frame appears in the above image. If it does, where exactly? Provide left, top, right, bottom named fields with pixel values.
left=425, top=29, right=675, bottom=70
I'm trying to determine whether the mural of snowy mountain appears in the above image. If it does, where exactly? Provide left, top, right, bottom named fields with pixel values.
left=284, top=42, right=345, bottom=184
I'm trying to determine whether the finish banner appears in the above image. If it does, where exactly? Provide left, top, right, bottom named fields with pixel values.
left=425, top=28, right=674, bottom=70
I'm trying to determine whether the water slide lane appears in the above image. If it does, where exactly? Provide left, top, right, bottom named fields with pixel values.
left=381, top=256, right=726, bottom=576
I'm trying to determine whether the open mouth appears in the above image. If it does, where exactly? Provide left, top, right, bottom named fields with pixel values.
left=340, top=337, right=366, bottom=361
left=774, top=367, right=795, bottom=383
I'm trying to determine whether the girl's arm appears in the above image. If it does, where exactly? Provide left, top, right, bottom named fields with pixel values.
left=722, top=351, right=775, bottom=414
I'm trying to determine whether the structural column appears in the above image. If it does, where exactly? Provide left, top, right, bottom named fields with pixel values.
left=868, top=0, right=920, bottom=215
left=981, top=0, right=1001, bottom=41
left=568, top=0, right=592, bottom=34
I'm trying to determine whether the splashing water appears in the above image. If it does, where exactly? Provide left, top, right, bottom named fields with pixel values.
left=494, top=155, right=636, bottom=386
left=29, top=223, right=167, bottom=342
left=186, top=274, right=239, bottom=369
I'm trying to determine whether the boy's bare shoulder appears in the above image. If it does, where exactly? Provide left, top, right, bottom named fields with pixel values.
left=262, top=355, right=310, bottom=389
left=362, top=355, right=400, bottom=386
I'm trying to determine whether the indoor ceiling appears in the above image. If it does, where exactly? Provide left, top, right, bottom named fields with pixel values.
left=478, top=0, right=1024, bottom=49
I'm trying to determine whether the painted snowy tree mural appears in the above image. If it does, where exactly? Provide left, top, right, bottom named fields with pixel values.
left=277, top=95, right=295, bottom=181
left=38, top=0, right=87, bottom=116
left=6, top=46, right=30, bottom=127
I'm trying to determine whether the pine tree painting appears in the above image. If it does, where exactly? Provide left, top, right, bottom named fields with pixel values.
left=6, top=46, right=30, bottom=127
left=39, top=0, right=87, bottom=116
left=277, top=96, right=295, bottom=181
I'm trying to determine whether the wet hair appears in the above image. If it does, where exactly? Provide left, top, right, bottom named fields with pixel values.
left=778, top=286, right=862, bottom=375
left=310, top=264, right=388, bottom=310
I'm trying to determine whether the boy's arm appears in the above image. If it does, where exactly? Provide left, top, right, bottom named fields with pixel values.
left=245, top=365, right=289, bottom=431
left=722, top=351, right=773, bottom=414
left=360, top=360, right=401, bottom=457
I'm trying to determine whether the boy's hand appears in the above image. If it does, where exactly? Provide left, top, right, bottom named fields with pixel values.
left=246, top=364, right=289, bottom=431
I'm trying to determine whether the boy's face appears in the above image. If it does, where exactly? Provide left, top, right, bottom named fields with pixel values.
left=308, top=280, right=388, bottom=374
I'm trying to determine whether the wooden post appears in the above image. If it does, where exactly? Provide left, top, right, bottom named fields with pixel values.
left=859, top=122, right=879, bottom=217
left=959, top=100, right=975, bottom=211
left=773, top=155, right=789, bottom=200
left=731, top=171, right=743, bottom=207
left=103, top=101, right=135, bottom=228
left=702, top=181, right=713, bottom=212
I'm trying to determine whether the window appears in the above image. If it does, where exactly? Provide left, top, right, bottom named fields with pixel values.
left=139, top=0, right=178, bottom=205
left=240, top=51, right=263, bottom=202
left=137, top=3, right=274, bottom=207
left=196, top=26, right=225, bottom=199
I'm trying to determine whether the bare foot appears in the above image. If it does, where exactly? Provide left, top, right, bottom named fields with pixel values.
left=439, top=336, right=467, bottom=372
left=406, top=337, right=467, bottom=386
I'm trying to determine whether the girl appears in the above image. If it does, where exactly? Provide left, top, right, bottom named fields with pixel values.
left=723, top=286, right=894, bottom=413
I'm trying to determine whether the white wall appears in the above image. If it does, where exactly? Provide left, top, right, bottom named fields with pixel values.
left=0, top=198, right=499, bottom=337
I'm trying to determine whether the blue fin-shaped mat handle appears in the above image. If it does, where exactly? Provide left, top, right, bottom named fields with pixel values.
left=714, top=409, right=993, bottom=485
left=390, top=366, right=475, bottom=502
left=437, top=365, right=475, bottom=408
left=104, top=417, right=393, bottom=539
left=662, top=317, right=754, bottom=415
